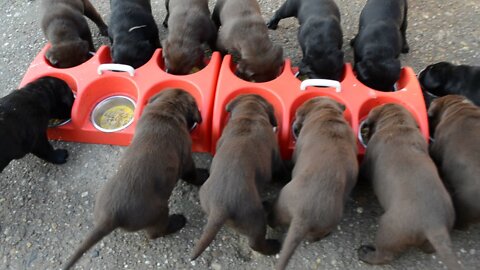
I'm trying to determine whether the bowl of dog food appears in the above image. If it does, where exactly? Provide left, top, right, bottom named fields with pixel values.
left=91, top=96, right=135, bottom=132
left=48, top=118, right=71, bottom=128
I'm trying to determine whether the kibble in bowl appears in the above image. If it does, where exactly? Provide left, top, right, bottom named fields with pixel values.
left=91, top=96, right=135, bottom=132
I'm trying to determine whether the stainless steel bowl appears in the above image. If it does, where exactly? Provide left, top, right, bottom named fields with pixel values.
left=358, top=119, right=369, bottom=148
left=91, top=96, right=135, bottom=133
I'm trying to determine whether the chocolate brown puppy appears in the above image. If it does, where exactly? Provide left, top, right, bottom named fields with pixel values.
left=63, top=89, right=203, bottom=269
left=162, top=0, right=217, bottom=75
left=41, top=0, right=108, bottom=68
left=267, top=0, right=344, bottom=80
left=351, top=0, right=409, bottom=91
left=419, top=62, right=480, bottom=105
left=359, top=103, right=461, bottom=269
left=212, top=0, right=284, bottom=82
left=269, top=97, right=358, bottom=270
left=0, top=76, right=74, bottom=172
left=109, top=0, right=160, bottom=68
left=428, top=95, right=480, bottom=228
left=191, top=94, right=283, bottom=259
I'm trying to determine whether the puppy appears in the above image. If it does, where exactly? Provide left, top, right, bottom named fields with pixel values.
left=41, top=0, right=108, bottom=68
left=109, top=0, right=161, bottom=68
left=63, top=89, right=203, bottom=269
left=419, top=62, right=480, bottom=105
left=191, top=94, right=283, bottom=259
left=212, top=0, right=284, bottom=82
left=269, top=97, right=358, bottom=270
left=428, top=95, right=480, bottom=228
left=351, top=0, right=409, bottom=91
left=267, top=0, right=344, bottom=80
left=161, top=0, right=217, bottom=75
left=0, top=76, right=74, bottom=172
left=358, top=103, right=461, bottom=269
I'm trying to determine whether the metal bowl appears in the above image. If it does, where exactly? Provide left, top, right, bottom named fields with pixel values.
left=91, top=96, right=135, bottom=133
left=358, top=119, right=369, bottom=148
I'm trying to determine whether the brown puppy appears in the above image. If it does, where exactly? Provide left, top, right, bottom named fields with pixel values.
left=269, top=97, right=358, bottom=270
left=428, top=95, right=480, bottom=228
left=63, top=89, right=203, bottom=269
left=162, top=0, right=217, bottom=75
left=41, top=0, right=108, bottom=68
left=212, top=0, right=284, bottom=82
left=191, top=94, right=283, bottom=259
left=359, top=103, right=461, bottom=270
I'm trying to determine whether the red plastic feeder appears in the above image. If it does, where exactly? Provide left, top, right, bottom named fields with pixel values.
left=212, top=55, right=429, bottom=159
left=19, top=44, right=222, bottom=153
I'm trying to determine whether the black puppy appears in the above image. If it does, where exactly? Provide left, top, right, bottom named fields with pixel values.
left=109, top=0, right=161, bottom=68
left=419, top=62, right=480, bottom=105
left=267, top=0, right=344, bottom=80
left=0, top=77, right=74, bottom=172
left=351, top=0, right=409, bottom=91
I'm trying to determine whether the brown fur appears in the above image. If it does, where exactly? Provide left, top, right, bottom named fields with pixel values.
left=191, top=94, right=283, bottom=260
left=428, top=95, right=480, bottom=228
left=63, top=89, right=203, bottom=269
left=41, top=0, right=108, bottom=68
left=269, top=97, right=358, bottom=270
left=162, top=0, right=217, bottom=75
left=358, top=103, right=461, bottom=270
left=212, top=0, right=284, bottom=82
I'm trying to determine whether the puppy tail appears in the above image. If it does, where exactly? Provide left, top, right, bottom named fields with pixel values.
left=62, top=224, right=114, bottom=270
left=425, top=227, right=463, bottom=270
left=276, top=219, right=307, bottom=270
left=191, top=212, right=227, bottom=260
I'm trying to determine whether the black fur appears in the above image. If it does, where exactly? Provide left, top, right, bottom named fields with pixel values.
left=0, top=76, right=74, bottom=172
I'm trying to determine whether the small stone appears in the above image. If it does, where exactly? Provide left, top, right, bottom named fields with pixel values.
left=211, top=262, right=222, bottom=270
left=469, top=249, right=475, bottom=255
left=81, top=192, right=88, bottom=198
left=190, top=261, right=196, bottom=266
left=26, top=242, right=32, bottom=248
left=460, top=248, right=466, bottom=253
left=356, top=207, right=364, bottom=214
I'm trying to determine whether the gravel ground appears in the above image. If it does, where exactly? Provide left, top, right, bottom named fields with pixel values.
left=0, top=0, right=479, bottom=270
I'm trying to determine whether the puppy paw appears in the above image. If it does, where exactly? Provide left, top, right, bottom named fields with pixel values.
left=99, top=26, right=109, bottom=37
left=357, top=245, right=376, bottom=262
left=263, top=239, right=281, bottom=255
left=266, top=20, right=278, bottom=30
left=401, top=44, right=410, bottom=53
left=51, top=149, right=69, bottom=164
left=166, top=214, right=187, bottom=235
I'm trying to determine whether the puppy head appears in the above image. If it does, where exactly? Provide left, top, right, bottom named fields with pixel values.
left=427, top=94, right=471, bottom=132
left=34, top=76, right=75, bottom=119
left=161, top=39, right=203, bottom=75
left=46, top=40, right=90, bottom=68
left=300, top=49, right=344, bottom=80
left=111, top=39, right=155, bottom=68
left=148, top=89, right=202, bottom=130
left=355, top=58, right=401, bottom=91
left=292, top=97, right=345, bottom=138
left=226, top=94, right=277, bottom=127
left=363, top=103, right=415, bottom=140
left=237, top=44, right=284, bottom=82
left=418, top=62, right=452, bottom=95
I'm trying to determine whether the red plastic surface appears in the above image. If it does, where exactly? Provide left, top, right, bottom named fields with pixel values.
left=212, top=55, right=429, bottom=159
left=19, top=44, right=222, bottom=153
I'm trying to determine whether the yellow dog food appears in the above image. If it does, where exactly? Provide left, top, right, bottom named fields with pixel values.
left=99, top=105, right=134, bottom=130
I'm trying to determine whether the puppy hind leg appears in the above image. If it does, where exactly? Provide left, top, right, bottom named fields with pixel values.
left=181, top=156, right=208, bottom=186
left=162, top=0, right=170, bottom=28
left=146, top=213, right=187, bottom=239
left=266, top=1, right=296, bottom=30
left=358, top=218, right=402, bottom=264
left=400, top=2, right=409, bottom=53
left=247, top=218, right=280, bottom=255
left=82, top=0, right=108, bottom=36
left=32, top=134, right=68, bottom=164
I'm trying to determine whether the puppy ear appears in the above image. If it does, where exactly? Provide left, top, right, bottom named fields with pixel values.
left=226, top=97, right=241, bottom=113
left=266, top=102, right=278, bottom=127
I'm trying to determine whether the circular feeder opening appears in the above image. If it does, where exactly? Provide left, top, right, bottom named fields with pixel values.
left=91, top=96, right=135, bottom=133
